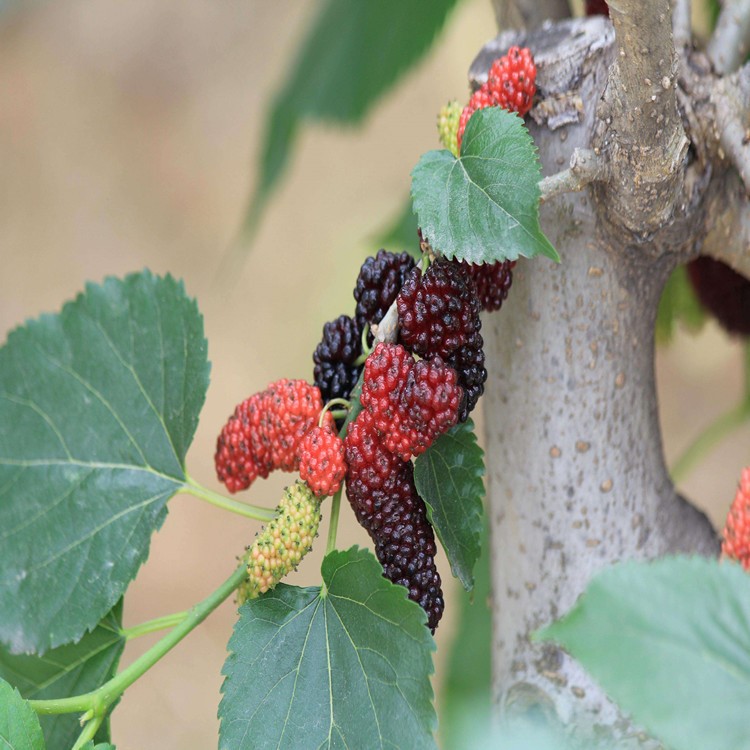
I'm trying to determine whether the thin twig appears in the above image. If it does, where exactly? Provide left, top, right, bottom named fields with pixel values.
left=706, top=0, right=750, bottom=75
left=539, top=149, right=606, bottom=203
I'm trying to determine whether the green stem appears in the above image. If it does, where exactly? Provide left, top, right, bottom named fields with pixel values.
left=319, top=398, right=351, bottom=427
left=671, top=402, right=750, bottom=484
left=120, top=610, right=189, bottom=640
left=183, top=475, right=275, bottom=522
left=325, top=488, right=343, bottom=555
left=31, top=565, right=247, bottom=717
left=71, top=713, right=104, bottom=750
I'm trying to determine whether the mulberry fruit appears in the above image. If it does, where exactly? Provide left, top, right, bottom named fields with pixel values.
left=486, top=46, right=537, bottom=117
left=313, top=315, right=363, bottom=404
left=361, top=344, right=462, bottom=461
left=215, top=392, right=269, bottom=493
left=721, top=467, right=750, bottom=570
left=397, top=259, right=482, bottom=360
left=215, top=379, right=332, bottom=493
left=344, top=442, right=444, bottom=632
left=238, top=481, right=321, bottom=603
left=438, top=100, right=461, bottom=157
left=586, top=0, right=609, bottom=14
left=448, top=332, right=487, bottom=422
left=360, top=342, right=415, bottom=438
left=344, top=411, right=404, bottom=521
left=298, top=425, right=346, bottom=497
left=354, top=249, right=416, bottom=337
left=458, top=259, right=516, bottom=312
left=457, top=47, right=537, bottom=151
left=686, top=257, right=750, bottom=337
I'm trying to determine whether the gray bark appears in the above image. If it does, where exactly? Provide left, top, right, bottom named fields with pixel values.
left=476, top=17, right=722, bottom=745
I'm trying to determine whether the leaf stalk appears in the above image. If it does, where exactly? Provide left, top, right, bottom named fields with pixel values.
left=30, top=565, right=247, bottom=717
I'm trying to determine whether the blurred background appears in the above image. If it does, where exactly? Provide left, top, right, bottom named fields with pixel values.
left=0, top=1, right=746, bottom=747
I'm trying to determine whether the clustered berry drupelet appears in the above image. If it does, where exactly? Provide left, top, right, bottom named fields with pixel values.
left=458, top=259, right=517, bottom=312
left=214, top=379, right=334, bottom=493
left=686, top=257, right=750, bottom=337
left=437, top=100, right=461, bottom=157
left=397, top=259, right=487, bottom=422
left=457, top=46, right=537, bottom=150
left=354, top=249, right=416, bottom=337
left=344, top=401, right=445, bottom=631
left=313, top=314, right=362, bottom=404
left=360, top=343, right=463, bottom=461
left=298, top=425, right=346, bottom=498
left=238, top=481, right=322, bottom=604
left=397, top=260, right=481, bottom=360
left=721, top=468, right=750, bottom=570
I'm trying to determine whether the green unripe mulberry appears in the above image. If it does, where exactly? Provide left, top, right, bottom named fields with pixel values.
left=238, top=481, right=322, bottom=604
left=437, top=100, right=461, bottom=157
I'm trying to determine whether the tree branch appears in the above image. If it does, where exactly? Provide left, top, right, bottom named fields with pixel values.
left=701, top=172, right=750, bottom=278
left=492, top=0, right=570, bottom=30
left=710, top=63, right=750, bottom=193
left=672, top=0, right=692, bottom=50
left=600, top=0, right=689, bottom=235
left=539, top=148, right=607, bottom=202
left=706, top=0, right=750, bottom=75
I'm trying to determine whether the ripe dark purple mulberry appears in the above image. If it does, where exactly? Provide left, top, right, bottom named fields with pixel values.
left=397, top=258, right=481, bottom=360
left=354, top=249, right=416, bottom=336
left=344, top=412, right=444, bottom=631
left=687, top=257, right=750, bottom=336
left=313, top=315, right=362, bottom=404
left=448, top=332, right=487, bottom=422
left=457, top=259, right=516, bottom=312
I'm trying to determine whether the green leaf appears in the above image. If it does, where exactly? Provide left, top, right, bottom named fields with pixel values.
left=81, top=744, right=116, bottom=750
left=538, top=557, right=750, bottom=750
left=0, top=602, right=125, bottom=749
left=439, top=519, right=491, bottom=750
left=0, top=271, right=209, bottom=653
left=0, top=679, right=46, bottom=750
left=414, top=420, right=485, bottom=590
left=655, top=265, right=706, bottom=344
left=245, top=0, right=460, bottom=238
left=219, top=547, right=437, bottom=750
left=411, top=108, right=558, bottom=264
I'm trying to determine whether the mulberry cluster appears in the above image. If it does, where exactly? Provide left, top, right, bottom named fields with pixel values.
left=721, top=468, right=750, bottom=570
left=397, top=260, right=486, bottom=421
left=457, top=46, right=537, bottom=150
left=313, top=315, right=362, bottom=404
left=214, top=379, right=333, bottom=493
left=345, top=405, right=444, bottom=631
left=238, top=481, right=321, bottom=603
left=686, top=257, right=750, bottom=337
left=354, top=249, right=416, bottom=336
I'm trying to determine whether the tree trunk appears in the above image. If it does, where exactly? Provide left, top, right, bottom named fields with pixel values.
left=480, top=18, right=719, bottom=745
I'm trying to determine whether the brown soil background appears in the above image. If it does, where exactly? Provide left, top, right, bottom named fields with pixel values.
left=0, top=2, right=747, bottom=747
